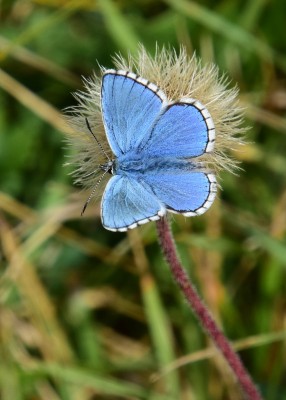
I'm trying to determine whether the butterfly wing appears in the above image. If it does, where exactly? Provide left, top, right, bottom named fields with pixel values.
left=141, top=99, right=215, bottom=158
left=101, top=70, right=167, bottom=156
left=101, top=175, right=165, bottom=231
left=101, top=72, right=216, bottom=229
left=144, top=170, right=216, bottom=216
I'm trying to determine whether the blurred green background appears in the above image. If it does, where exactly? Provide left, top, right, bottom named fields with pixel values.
left=1, top=0, right=286, bottom=399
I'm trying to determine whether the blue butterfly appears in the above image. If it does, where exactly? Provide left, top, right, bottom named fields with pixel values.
left=90, top=69, right=216, bottom=232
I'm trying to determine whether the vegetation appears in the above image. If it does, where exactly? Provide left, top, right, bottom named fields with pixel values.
left=1, top=1, right=286, bottom=399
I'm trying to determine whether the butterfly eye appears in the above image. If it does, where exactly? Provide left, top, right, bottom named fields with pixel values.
left=100, top=161, right=114, bottom=175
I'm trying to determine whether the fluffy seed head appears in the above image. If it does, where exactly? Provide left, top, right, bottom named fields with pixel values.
left=65, top=45, right=245, bottom=196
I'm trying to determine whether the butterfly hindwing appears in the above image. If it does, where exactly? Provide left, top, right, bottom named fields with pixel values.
left=143, top=170, right=216, bottom=216
left=101, top=70, right=166, bottom=156
left=141, top=99, right=215, bottom=157
left=101, top=175, right=165, bottom=231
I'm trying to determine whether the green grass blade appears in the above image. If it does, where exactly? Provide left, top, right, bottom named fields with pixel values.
left=98, top=0, right=140, bottom=53
left=251, top=229, right=286, bottom=266
left=20, top=362, right=148, bottom=398
left=165, top=0, right=286, bottom=71
left=141, top=274, right=180, bottom=398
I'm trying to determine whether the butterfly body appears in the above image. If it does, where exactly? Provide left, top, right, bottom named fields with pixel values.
left=114, top=153, right=194, bottom=177
left=98, top=69, right=217, bottom=232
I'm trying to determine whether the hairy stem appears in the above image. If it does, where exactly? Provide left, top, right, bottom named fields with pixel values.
left=156, top=216, right=262, bottom=400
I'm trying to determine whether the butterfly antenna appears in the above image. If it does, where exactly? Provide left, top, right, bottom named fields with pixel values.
left=85, top=118, right=111, bottom=161
left=81, top=169, right=109, bottom=216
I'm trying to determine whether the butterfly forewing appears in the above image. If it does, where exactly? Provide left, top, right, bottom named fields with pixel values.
left=101, top=70, right=166, bottom=156
left=141, top=100, right=215, bottom=157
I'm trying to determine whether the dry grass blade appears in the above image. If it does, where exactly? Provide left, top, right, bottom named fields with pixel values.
left=0, top=36, right=80, bottom=87
left=0, top=218, right=74, bottom=362
left=0, top=68, right=71, bottom=133
left=152, top=330, right=286, bottom=382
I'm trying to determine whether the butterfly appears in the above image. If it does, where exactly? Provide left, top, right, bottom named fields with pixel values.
left=87, top=69, right=217, bottom=232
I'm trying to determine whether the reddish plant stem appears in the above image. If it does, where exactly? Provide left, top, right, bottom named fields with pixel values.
left=156, top=216, right=262, bottom=400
